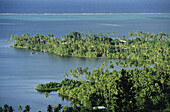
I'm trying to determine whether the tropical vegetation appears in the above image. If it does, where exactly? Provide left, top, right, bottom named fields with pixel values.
left=8, top=31, right=170, bottom=111
left=9, top=31, right=169, bottom=65
left=36, top=61, right=169, bottom=112
left=0, top=104, right=81, bottom=112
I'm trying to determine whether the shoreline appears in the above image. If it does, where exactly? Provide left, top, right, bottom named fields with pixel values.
left=11, top=45, right=146, bottom=62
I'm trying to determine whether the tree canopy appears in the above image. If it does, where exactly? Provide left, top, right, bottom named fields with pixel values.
left=10, top=31, right=170, bottom=111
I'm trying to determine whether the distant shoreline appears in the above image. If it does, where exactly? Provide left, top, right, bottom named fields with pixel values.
left=0, top=13, right=170, bottom=15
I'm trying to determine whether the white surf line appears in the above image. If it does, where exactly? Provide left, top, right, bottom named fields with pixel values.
left=101, top=23, right=120, bottom=27
left=0, top=23, right=16, bottom=25
left=0, top=13, right=170, bottom=15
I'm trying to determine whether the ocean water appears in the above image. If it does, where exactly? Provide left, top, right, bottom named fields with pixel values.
left=0, top=13, right=170, bottom=39
left=0, top=0, right=170, bottom=13
left=0, top=13, right=170, bottom=111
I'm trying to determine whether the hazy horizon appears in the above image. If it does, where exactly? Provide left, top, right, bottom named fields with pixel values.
left=0, top=0, right=170, bottom=13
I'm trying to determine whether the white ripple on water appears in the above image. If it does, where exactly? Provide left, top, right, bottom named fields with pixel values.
left=0, top=13, right=169, bottom=15
left=100, top=23, right=120, bottom=27
left=0, top=23, right=16, bottom=25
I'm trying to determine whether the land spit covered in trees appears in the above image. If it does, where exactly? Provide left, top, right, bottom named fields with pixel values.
left=9, top=31, right=169, bottom=62
left=8, top=31, right=170, bottom=112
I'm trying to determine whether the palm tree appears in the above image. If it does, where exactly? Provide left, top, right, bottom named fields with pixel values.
left=53, top=104, right=58, bottom=112
left=0, top=106, right=3, bottom=112
left=112, top=32, right=115, bottom=35
left=47, top=105, right=53, bottom=112
left=62, top=105, right=68, bottom=112
left=9, top=106, right=14, bottom=112
left=10, top=34, right=14, bottom=44
left=18, top=104, right=22, bottom=112
left=3, top=104, right=8, bottom=112
left=77, top=67, right=83, bottom=80
left=109, top=61, right=114, bottom=69
left=45, top=92, right=49, bottom=105
left=25, top=105, right=31, bottom=112
left=69, top=69, right=73, bottom=79
left=64, top=73, right=68, bottom=79
left=57, top=104, right=62, bottom=111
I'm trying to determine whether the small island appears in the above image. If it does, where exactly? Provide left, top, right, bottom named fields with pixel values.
left=9, top=31, right=170, bottom=111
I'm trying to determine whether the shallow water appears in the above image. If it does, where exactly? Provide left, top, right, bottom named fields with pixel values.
left=0, top=13, right=170, bottom=38
left=0, top=13, right=170, bottom=111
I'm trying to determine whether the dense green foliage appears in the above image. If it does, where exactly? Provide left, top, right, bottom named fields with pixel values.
left=36, top=82, right=60, bottom=92
left=36, top=79, right=82, bottom=92
left=9, top=31, right=169, bottom=65
left=9, top=31, right=170, bottom=111
left=37, top=62, right=170, bottom=111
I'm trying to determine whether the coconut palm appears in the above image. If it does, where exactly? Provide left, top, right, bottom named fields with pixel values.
left=62, top=105, right=68, bottom=112
left=25, top=105, right=31, bottom=112
left=47, top=105, right=52, bottom=112
left=18, top=104, right=22, bottom=112
left=45, top=92, right=49, bottom=105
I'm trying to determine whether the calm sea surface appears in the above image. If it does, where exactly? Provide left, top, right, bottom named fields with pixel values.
left=0, top=13, right=170, bottom=111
